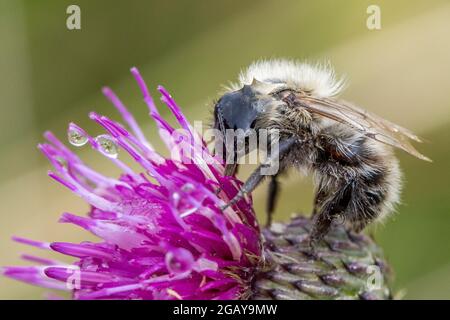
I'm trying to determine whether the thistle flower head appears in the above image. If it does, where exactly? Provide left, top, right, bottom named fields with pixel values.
left=2, top=68, right=394, bottom=300
left=2, top=68, right=261, bottom=300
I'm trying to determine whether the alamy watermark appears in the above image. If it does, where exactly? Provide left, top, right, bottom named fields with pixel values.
left=367, top=5, right=381, bottom=30
left=66, top=265, right=81, bottom=290
left=366, top=265, right=383, bottom=291
left=66, top=5, right=81, bottom=30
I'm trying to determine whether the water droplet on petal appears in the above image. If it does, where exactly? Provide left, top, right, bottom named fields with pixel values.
left=68, top=128, right=88, bottom=147
left=95, top=135, right=119, bottom=158
left=181, top=183, right=194, bottom=193
left=171, top=192, right=180, bottom=207
left=165, top=249, right=194, bottom=274
left=55, top=156, right=67, bottom=168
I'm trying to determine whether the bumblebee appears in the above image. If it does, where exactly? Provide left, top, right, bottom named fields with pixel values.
left=213, top=59, right=430, bottom=244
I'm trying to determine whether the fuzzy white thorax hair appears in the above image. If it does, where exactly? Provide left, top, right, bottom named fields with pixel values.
left=233, top=59, right=346, bottom=98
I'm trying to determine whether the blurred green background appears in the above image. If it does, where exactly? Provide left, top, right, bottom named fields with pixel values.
left=1, top=0, right=449, bottom=299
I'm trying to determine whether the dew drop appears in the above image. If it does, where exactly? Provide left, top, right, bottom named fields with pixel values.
left=68, top=128, right=88, bottom=147
left=171, top=192, right=180, bottom=207
left=55, top=156, right=67, bottom=168
left=165, top=250, right=193, bottom=274
left=181, top=183, right=194, bottom=193
left=95, top=135, right=119, bottom=158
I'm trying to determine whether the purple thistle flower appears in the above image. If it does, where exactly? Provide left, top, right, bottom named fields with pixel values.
left=2, top=68, right=261, bottom=300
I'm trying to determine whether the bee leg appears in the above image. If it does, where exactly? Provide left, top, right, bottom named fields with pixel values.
left=266, top=175, right=279, bottom=227
left=215, top=153, right=242, bottom=195
left=312, top=188, right=326, bottom=216
left=308, top=213, right=334, bottom=252
left=221, top=137, right=296, bottom=212
left=310, top=179, right=354, bottom=247
left=220, top=164, right=267, bottom=211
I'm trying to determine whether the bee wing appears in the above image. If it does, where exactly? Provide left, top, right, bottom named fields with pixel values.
left=296, top=95, right=431, bottom=161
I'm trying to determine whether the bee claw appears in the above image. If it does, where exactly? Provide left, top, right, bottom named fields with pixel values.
left=306, top=239, right=319, bottom=258
left=214, top=187, right=222, bottom=196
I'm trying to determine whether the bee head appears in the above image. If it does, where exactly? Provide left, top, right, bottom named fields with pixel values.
left=213, top=79, right=280, bottom=175
left=214, top=78, right=280, bottom=131
left=215, top=85, right=257, bottom=132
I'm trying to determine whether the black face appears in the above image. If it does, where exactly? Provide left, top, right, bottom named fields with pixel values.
left=213, top=85, right=265, bottom=176
left=214, top=85, right=260, bottom=133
